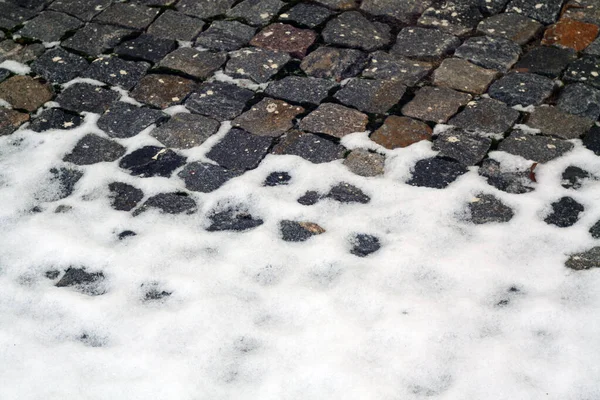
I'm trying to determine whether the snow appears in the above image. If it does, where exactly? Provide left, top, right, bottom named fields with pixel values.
left=1, top=107, right=600, bottom=400
left=0, top=60, right=31, bottom=75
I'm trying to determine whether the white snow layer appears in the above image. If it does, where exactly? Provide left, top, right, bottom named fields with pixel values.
left=0, top=112, right=600, bottom=400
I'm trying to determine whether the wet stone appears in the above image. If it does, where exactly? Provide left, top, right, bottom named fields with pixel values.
left=514, top=46, right=577, bottom=78
left=227, top=0, right=285, bottom=26
left=56, top=83, right=119, bottom=114
left=299, top=103, right=368, bottom=139
left=544, top=197, right=584, bottom=228
left=84, top=56, right=150, bottom=90
left=448, top=98, right=520, bottom=137
left=62, top=23, right=134, bottom=57
left=94, top=3, right=160, bottom=30
left=433, top=128, right=492, bottom=166
left=480, top=0, right=510, bottom=15
left=333, top=78, right=406, bottom=115
left=147, top=10, right=205, bottom=42
left=225, top=47, right=291, bottom=84
left=264, top=171, right=291, bottom=186
left=0, top=41, right=45, bottom=64
left=271, top=130, right=346, bottom=163
left=0, top=76, right=53, bottom=112
left=134, top=193, right=197, bottom=216
left=360, top=0, right=432, bottom=23
left=206, top=128, right=274, bottom=170
left=542, top=18, right=599, bottom=52
left=98, top=102, right=166, bottom=139
left=177, top=0, right=236, bottom=19
left=265, top=76, right=337, bottom=106
left=350, top=233, right=381, bottom=257
left=55, top=267, right=105, bottom=296
left=251, top=23, right=317, bottom=59
left=195, top=21, right=256, bottom=52
left=362, top=52, right=433, bottom=86
left=28, top=109, right=82, bottom=132
left=325, top=183, right=370, bottom=204
left=488, top=73, right=555, bottom=107
left=178, top=162, right=242, bottom=193
left=160, top=48, right=227, bottom=81
left=0, top=3, right=37, bottom=30
left=108, top=182, right=144, bottom=212
left=119, top=146, right=187, bottom=178
left=47, top=167, right=83, bottom=200
left=407, top=157, right=468, bottom=189
left=206, top=207, right=264, bottom=232
left=433, top=58, right=498, bottom=95
left=391, top=27, right=461, bottom=62
left=498, top=131, right=574, bottom=163
left=232, top=98, right=304, bottom=137
left=150, top=113, right=220, bottom=149
left=562, top=166, right=592, bottom=190
left=506, top=0, right=566, bottom=24
left=31, top=47, right=89, bottom=84
left=557, top=83, right=600, bottom=121
left=0, top=108, right=29, bottom=136
left=131, top=74, right=196, bottom=109
left=184, top=81, right=254, bottom=122
left=343, top=149, right=385, bottom=177
left=418, top=1, right=483, bottom=36
left=454, top=36, right=521, bottom=72
left=297, top=190, right=320, bottom=205
left=279, top=3, right=333, bottom=28
left=527, top=106, right=594, bottom=140
left=63, top=134, right=126, bottom=165
left=115, top=35, right=177, bottom=64
left=466, top=194, right=514, bottom=224
left=280, top=220, right=325, bottom=242
left=583, top=126, right=600, bottom=155
left=565, top=247, right=600, bottom=270
left=323, top=11, right=391, bottom=52
left=49, top=0, right=111, bottom=21
left=479, top=158, right=535, bottom=194
left=17, top=11, right=82, bottom=42
left=477, top=13, right=542, bottom=45
left=370, top=116, right=432, bottom=149
left=300, top=47, right=368, bottom=81
left=402, top=86, right=471, bottom=123
left=590, top=220, right=600, bottom=239
left=563, top=55, right=600, bottom=89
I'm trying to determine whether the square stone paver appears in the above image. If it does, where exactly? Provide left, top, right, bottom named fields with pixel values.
left=56, top=83, right=119, bottom=114
left=477, top=13, right=542, bottom=45
left=226, top=0, right=285, bottom=26
left=147, top=10, right=205, bottom=42
left=333, top=78, right=406, bottom=114
left=370, top=116, right=432, bottom=149
left=322, top=11, right=391, bottom=52
left=250, top=23, right=318, bottom=58
left=279, top=3, right=332, bottom=27
left=448, top=98, right=520, bottom=137
left=300, top=47, right=368, bottom=81
left=207, top=128, right=274, bottom=170
left=195, top=21, right=256, bottom=51
left=62, top=23, right=135, bottom=57
left=185, top=81, right=254, bottom=122
left=391, top=27, right=460, bottom=61
left=115, top=34, right=177, bottom=64
left=514, top=46, right=578, bottom=78
left=132, top=74, right=196, bottom=109
left=0, top=76, right=53, bottom=112
left=159, top=48, right=227, bottom=80
left=93, top=3, right=160, bottom=30
left=17, top=11, right=82, bottom=42
left=225, top=47, right=291, bottom=83
left=488, top=72, right=555, bottom=107
left=31, top=47, right=89, bottom=84
left=83, top=56, right=150, bottom=90
left=433, top=58, right=498, bottom=94
left=232, top=98, right=305, bottom=137
left=49, top=0, right=111, bottom=21
left=362, top=51, right=433, bottom=86
left=454, top=35, right=522, bottom=72
left=402, top=86, right=471, bottom=123
left=150, top=113, right=220, bottom=149
left=299, top=103, right=368, bottom=138
left=265, top=76, right=337, bottom=106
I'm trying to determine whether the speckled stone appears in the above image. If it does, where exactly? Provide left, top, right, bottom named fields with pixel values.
left=322, top=11, right=391, bottom=52
left=565, top=247, right=600, bottom=270
left=526, top=106, right=594, bottom=140
left=119, top=146, right=186, bottom=178
left=297, top=190, right=321, bottom=205
left=561, top=166, right=592, bottom=190
left=115, top=34, right=177, bottom=64
left=299, top=103, right=368, bottom=138
left=195, top=21, right=256, bottom=51
left=0, top=76, right=53, bottom=112
left=370, top=116, right=432, bottom=149
left=206, top=206, right=264, bottom=231
left=584, top=126, right=600, bottom=155
left=49, top=0, right=110, bottom=21
left=0, top=108, right=29, bottom=136
left=488, top=73, right=555, bottom=107
left=232, top=98, right=304, bottom=137
left=542, top=18, right=599, bottom=52
left=28, top=108, right=82, bottom=132
left=479, top=158, right=535, bottom=194
left=0, top=41, right=45, bottom=64
left=131, top=74, right=196, bottom=109
left=31, top=47, right=89, bottom=84
left=300, top=47, right=368, bottom=81
left=150, top=113, right=220, bottom=149
left=313, top=0, right=359, bottom=10
left=98, top=102, right=166, bottom=139
left=93, top=3, right=160, bottom=30
left=557, top=83, right=600, bottom=120
left=279, top=3, right=332, bottom=28
left=63, top=134, right=126, bottom=165
left=206, top=128, right=274, bottom=170
left=544, top=197, right=584, bottom=228
left=178, top=162, right=242, bottom=193
left=62, top=23, right=134, bottom=57
left=108, top=182, right=144, bottom=212
left=506, top=0, right=566, bottom=24
left=402, top=86, right=471, bottom=123
left=265, top=76, right=337, bottom=106
left=563, top=0, right=600, bottom=25
left=334, top=78, right=406, bottom=114
left=584, top=36, right=600, bottom=56
left=134, top=193, right=197, bottom=216
left=159, top=48, right=227, bottom=80
left=448, top=98, right=520, bottom=137
left=350, top=233, right=381, bottom=257
left=563, top=55, right=600, bottom=89
left=418, top=1, right=483, bottom=36
left=250, top=23, right=317, bottom=58
left=177, top=0, right=236, bottom=19
left=477, top=13, right=543, bottom=45
left=433, top=128, right=492, bottom=165
left=590, top=220, right=600, bottom=239
left=17, top=11, right=82, bottom=42
left=271, top=130, right=346, bottom=163
left=391, top=27, right=460, bottom=61
left=514, top=46, right=577, bottom=78
left=407, top=157, right=468, bottom=189
left=0, top=3, right=37, bottom=30
left=433, top=58, right=498, bottom=94
left=343, top=149, right=385, bottom=177
left=480, top=0, right=510, bottom=15
left=280, top=220, right=325, bottom=242
left=264, top=171, right=291, bottom=186
left=362, top=51, right=433, bottom=86
left=56, top=83, right=119, bottom=114
left=498, top=131, right=574, bottom=163
left=225, top=47, right=291, bottom=83
left=226, top=0, right=285, bottom=26
left=147, top=10, right=205, bottom=42
left=466, top=194, right=514, bottom=224
left=454, top=35, right=522, bottom=72
left=325, top=182, right=370, bottom=203
left=84, top=56, right=150, bottom=90
left=360, top=0, right=432, bottom=23
left=185, top=81, right=254, bottom=122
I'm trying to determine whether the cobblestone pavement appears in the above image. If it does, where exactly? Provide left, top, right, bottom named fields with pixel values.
left=1, top=0, right=600, bottom=398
